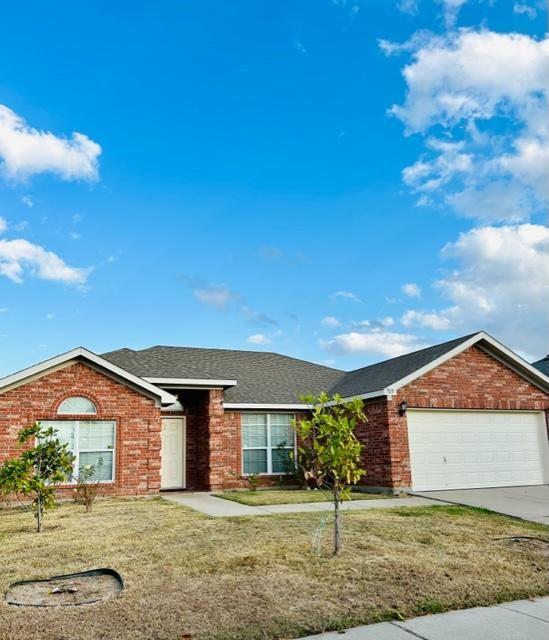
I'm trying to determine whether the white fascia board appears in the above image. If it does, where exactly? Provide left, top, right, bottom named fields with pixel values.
left=0, top=347, right=177, bottom=405
left=325, top=389, right=390, bottom=406
left=382, top=333, right=485, bottom=394
left=386, top=331, right=549, bottom=395
left=225, top=391, right=390, bottom=410
left=223, top=402, right=310, bottom=410
left=145, top=377, right=237, bottom=388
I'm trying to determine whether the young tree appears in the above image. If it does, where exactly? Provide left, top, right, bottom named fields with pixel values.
left=294, top=393, right=366, bottom=555
left=0, top=423, right=74, bottom=532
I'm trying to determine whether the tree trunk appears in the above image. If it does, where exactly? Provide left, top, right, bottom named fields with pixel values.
left=333, top=490, right=341, bottom=556
left=36, top=494, right=43, bottom=533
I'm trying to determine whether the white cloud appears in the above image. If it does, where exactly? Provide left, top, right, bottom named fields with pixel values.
left=0, top=217, right=7, bottom=234
left=388, top=30, right=549, bottom=222
left=246, top=333, right=271, bottom=345
left=445, top=180, right=532, bottom=223
left=437, top=0, right=468, bottom=27
left=353, top=317, right=395, bottom=329
left=403, top=138, right=473, bottom=193
left=0, top=105, right=101, bottom=182
left=397, top=0, right=469, bottom=27
left=20, top=195, right=33, bottom=207
left=390, top=31, right=549, bottom=132
left=330, top=290, right=363, bottom=303
left=293, top=39, right=307, bottom=55
left=321, top=330, right=426, bottom=358
left=401, top=308, right=457, bottom=330
left=513, top=3, right=537, bottom=19
left=402, top=283, right=422, bottom=298
left=406, top=224, right=549, bottom=356
left=0, top=238, right=90, bottom=285
left=193, top=284, right=239, bottom=309
left=321, top=315, right=341, bottom=328
left=499, top=137, right=549, bottom=203
left=397, top=0, right=419, bottom=14
left=241, top=306, right=277, bottom=326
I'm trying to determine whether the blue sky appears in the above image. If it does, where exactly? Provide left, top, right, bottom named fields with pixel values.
left=0, top=0, right=547, bottom=376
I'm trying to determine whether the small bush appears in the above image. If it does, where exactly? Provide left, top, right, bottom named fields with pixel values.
left=73, top=461, right=103, bottom=513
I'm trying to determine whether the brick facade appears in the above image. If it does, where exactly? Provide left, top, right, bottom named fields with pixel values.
left=0, top=362, right=162, bottom=497
left=358, top=345, right=549, bottom=490
left=2, top=344, right=548, bottom=497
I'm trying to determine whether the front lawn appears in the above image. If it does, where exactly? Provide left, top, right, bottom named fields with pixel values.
left=213, top=488, right=395, bottom=505
left=0, top=498, right=548, bottom=640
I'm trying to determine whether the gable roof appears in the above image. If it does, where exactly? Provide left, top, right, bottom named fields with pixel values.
left=533, top=355, right=549, bottom=377
left=0, top=347, right=176, bottom=405
left=102, top=331, right=549, bottom=406
left=332, top=333, right=477, bottom=398
left=4, top=332, right=545, bottom=410
left=102, top=346, right=344, bottom=405
left=334, top=331, right=549, bottom=400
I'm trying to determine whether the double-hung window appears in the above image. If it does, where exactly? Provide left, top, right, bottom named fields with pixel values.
left=242, top=413, right=295, bottom=475
left=41, top=420, right=116, bottom=482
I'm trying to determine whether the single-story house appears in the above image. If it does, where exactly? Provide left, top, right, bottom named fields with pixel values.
left=1, top=331, right=548, bottom=495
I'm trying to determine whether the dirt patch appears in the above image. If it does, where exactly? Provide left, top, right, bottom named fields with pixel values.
left=6, top=569, right=123, bottom=607
left=497, top=536, right=549, bottom=559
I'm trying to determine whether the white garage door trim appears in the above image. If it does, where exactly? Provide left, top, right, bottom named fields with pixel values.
left=407, top=409, right=549, bottom=491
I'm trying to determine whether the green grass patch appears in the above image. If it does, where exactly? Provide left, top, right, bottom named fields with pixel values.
left=213, top=488, right=395, bottom=506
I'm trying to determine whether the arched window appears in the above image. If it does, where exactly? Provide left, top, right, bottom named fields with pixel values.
left=58, top=396, right=97, bottom=415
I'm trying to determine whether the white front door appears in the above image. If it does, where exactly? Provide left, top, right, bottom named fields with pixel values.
left=407, top=409, right=549, bottom=491
left=161, top=417, right=186, bottom=490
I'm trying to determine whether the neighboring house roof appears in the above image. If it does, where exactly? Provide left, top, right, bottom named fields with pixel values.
left=533, top=355, right=549, bottom=377
left=102, top=346, right=344, bottom=405
left=0, top=347, right=176, bottom=405
left=102, top=331, right=549, bottom=406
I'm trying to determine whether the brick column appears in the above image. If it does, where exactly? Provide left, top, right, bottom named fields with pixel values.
left=386, top=397, right=412, bottom=489
left=206, top=389, right=228, bottom=490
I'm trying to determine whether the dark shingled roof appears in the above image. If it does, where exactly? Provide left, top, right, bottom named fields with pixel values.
left=330, top=333, right=478, bottom=398
left=102, top=333, right=481, bottom=404
left=533, top=355, right=549, bottom=377
left=102, top=346, right=345, bottom=404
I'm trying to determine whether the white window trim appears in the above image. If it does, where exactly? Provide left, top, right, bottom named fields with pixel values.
left=57, top=396, right=97, bottom=415
left=43, top=420, right=117, bottom=484
left=241, top=413, right=296, bottom=476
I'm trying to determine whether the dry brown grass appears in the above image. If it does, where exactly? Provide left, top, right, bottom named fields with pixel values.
left=0, top=498, right=548, bottom=640
left=212, top=488, right=393, bottom=505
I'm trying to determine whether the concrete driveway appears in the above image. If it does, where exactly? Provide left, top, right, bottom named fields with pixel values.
left=299, top=597, right=549, bottom=639
left=415, top=485, right=549, bottom=524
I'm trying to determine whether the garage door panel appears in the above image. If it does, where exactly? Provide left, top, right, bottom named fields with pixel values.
left=408, top=410, right=549, bottom=491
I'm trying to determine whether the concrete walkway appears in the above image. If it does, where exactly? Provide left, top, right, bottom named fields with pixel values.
left=299, top=597, right=549, bottom=639
left=161, top=491, right=442, bottom=517
left=415, top=485, right=549, bottom=524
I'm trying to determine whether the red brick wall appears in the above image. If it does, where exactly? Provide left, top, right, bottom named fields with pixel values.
left=356, top=399, right=392, bottom=488
left=0, top=362, right=162, bottom=497
left=356, top=345, right=549, bottom=489
left=208, top=410, right=308, bottom=490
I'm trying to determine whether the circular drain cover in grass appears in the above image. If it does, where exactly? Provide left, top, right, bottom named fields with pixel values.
left=5, top=569, right=123, bottom=607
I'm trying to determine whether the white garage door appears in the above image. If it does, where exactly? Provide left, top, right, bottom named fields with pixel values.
left=408, top=410, right=549, bottom=491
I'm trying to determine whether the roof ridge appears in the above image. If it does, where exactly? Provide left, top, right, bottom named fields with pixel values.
left=131, top=345, right=345, bottom=373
